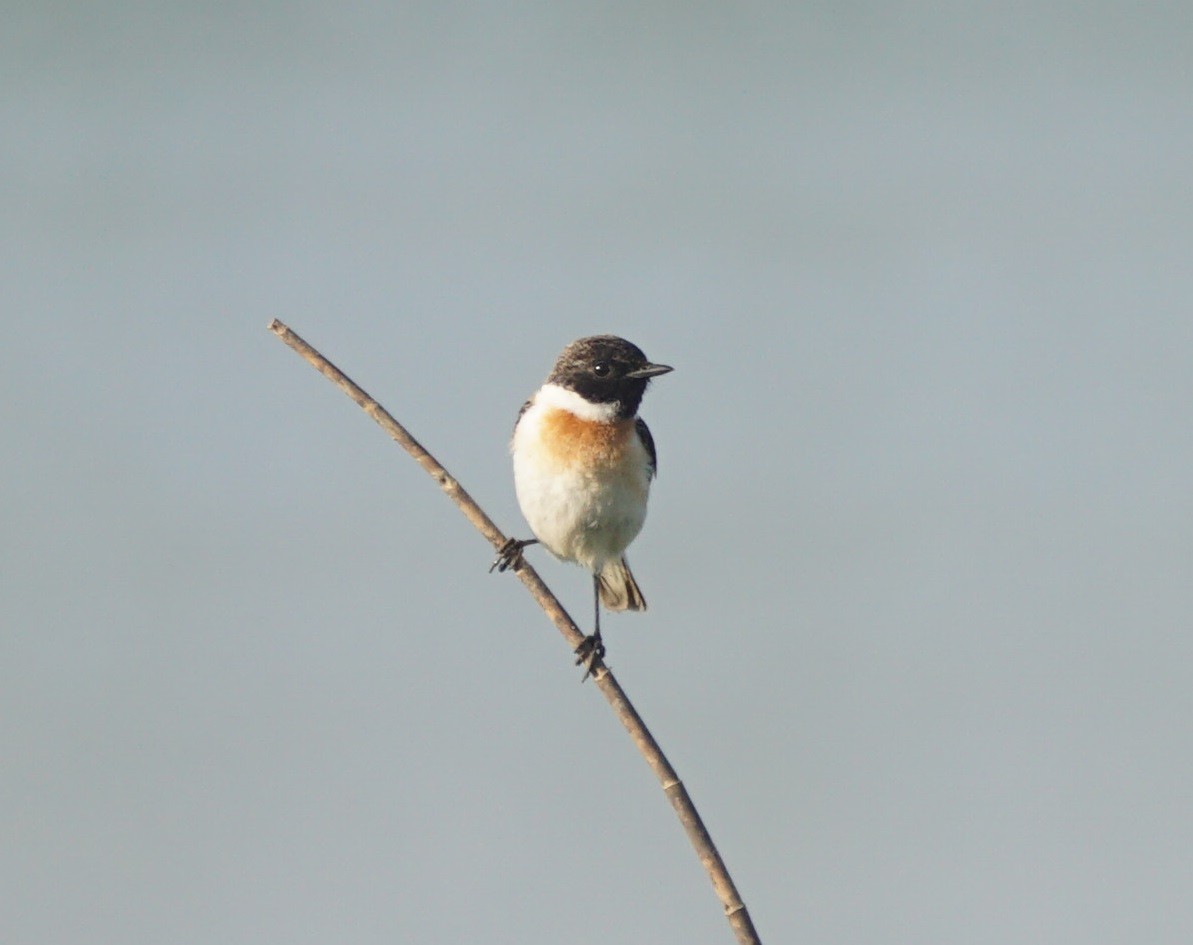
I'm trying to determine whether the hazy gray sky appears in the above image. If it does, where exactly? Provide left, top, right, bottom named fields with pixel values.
left=4, top=4, right=1191, bottom=943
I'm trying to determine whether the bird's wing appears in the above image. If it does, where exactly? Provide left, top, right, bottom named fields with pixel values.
left=635, top=416, right=658, bottom=478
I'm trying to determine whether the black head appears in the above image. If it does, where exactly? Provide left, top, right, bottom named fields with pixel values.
left=546, top=335, right=673, bottom=419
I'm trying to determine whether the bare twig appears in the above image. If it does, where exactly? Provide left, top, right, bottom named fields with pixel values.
left=268, top=319, right=762, bottom=945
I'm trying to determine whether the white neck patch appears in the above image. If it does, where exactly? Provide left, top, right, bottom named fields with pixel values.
left=534, top=383, right=621, bottom=422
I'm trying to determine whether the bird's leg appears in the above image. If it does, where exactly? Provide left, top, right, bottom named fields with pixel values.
left=574, top=573, right=607, bottom=680
left=489, top=537, right=538, bottom=573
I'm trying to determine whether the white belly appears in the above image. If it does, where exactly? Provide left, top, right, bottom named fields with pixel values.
left=512, top=398, right=652, bottom=572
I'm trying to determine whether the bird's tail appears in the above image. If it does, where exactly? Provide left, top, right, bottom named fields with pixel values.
left=597, top=557, right=647, bottom=612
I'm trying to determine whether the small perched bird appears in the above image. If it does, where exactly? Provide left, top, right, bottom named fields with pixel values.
left=492, top=335, right=673, bottom=677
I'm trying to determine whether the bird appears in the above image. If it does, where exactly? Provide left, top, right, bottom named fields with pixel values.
left=491, top=335, right=673, bottom=678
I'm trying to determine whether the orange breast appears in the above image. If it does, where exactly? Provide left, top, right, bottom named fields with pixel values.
left=538, top=407, right=634, bottom=469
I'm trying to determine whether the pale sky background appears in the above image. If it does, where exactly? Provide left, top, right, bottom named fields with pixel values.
left=4, top=3, right=1192, bottom=943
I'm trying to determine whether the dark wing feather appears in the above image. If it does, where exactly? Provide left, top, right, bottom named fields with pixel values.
left=513, top=398, right=532, bottom=433
left=635, top=417, right=658, bottom=478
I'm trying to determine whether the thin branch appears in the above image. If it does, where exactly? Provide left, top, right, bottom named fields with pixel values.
left=268, top=319, right=763, bottom=945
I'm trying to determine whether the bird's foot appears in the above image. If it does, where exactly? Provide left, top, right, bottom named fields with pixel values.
left=490, top=538, right=537, bottom=573
left=573, top=631, right=606, bottom=681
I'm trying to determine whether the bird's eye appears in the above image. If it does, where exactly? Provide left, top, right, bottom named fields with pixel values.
left=593, top=361, right=612, bottom=377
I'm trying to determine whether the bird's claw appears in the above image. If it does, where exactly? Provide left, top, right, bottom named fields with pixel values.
left=490, top=538, right=533, bottom=573
left=574, top=632, right=606, bottom=681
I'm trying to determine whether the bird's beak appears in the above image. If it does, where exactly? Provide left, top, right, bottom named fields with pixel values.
left=626, top=362, right=674, bottom=379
